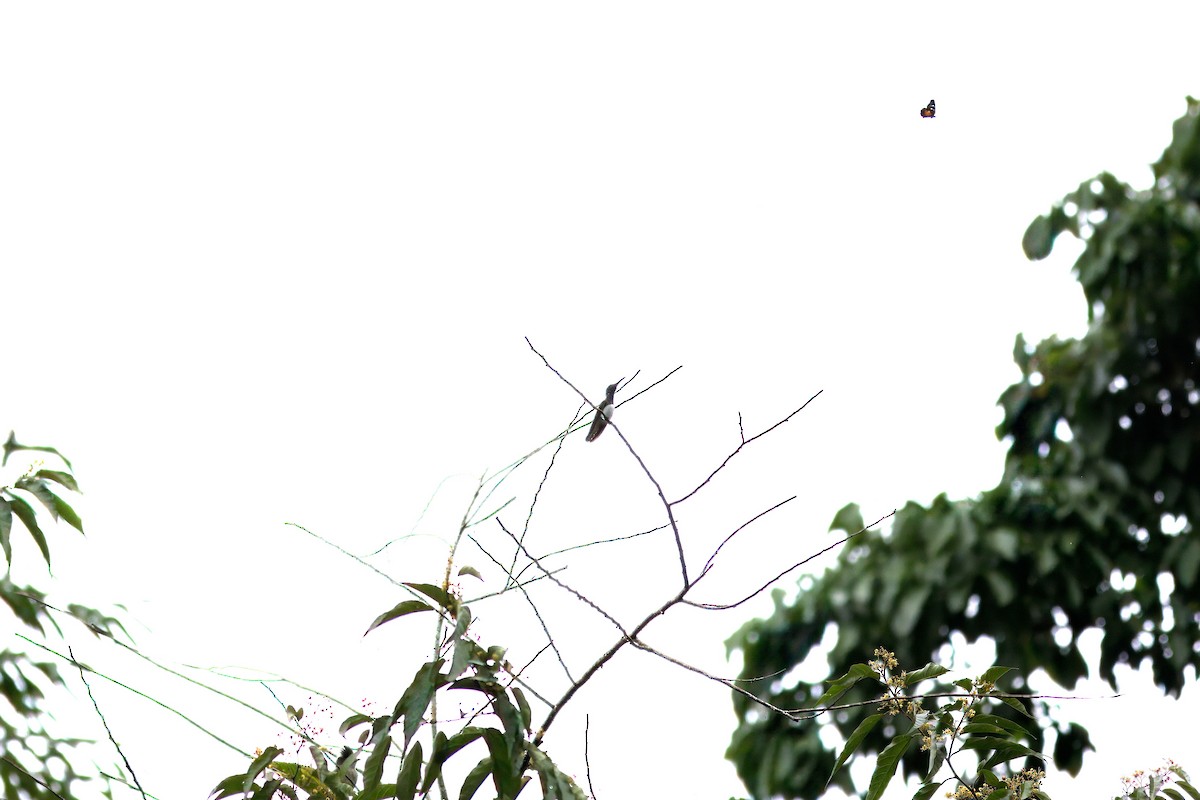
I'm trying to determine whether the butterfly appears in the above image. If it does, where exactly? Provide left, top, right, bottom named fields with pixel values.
left=920, top=100, right=936, bottom=118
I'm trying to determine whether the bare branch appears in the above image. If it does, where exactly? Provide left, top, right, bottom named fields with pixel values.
left=784, top=690, right=1122, bottom=720
left=673, top=390, right=823, bottom=506
left=684, top=510, right=897, bottom=611
left=694, top=496, right=797, bottom=583
left=525, top=338, right=690, bottom=585
left=470, top=529, right=577, bottom=683
left=496, top=518, right=633, bottom=640
left=584, top=715, right=597, bottom=800
left=505, top=409, right=576, bottom=589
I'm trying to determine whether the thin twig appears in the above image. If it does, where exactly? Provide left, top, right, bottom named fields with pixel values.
left=19, top=635, right=249, bottom=755
left=584, top=715, right=597, bottom=800
left=695, top=496, right=797, bottom=582
left=505, top=406, right=577, bottom=589
left=684, top=510, right=897, bottom=611
left=469, top=530, right=577, bottom=683
left=0, top=754, right=69, bottom=800
left=366, top=473, right=460, bottom=557
left=511, top=522, right=671, bottom=585
left=673, top=390, right=823, bottom=506
left=524, top=338, right=691, bottom=585
left=70, top=644, right=148, bottom=800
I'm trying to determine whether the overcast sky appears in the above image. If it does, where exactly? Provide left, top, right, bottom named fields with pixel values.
left=3, top=3, right=1199, bottom=799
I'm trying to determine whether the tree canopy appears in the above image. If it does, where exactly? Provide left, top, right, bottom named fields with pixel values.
left=726, top=96, right=1200, bottom=799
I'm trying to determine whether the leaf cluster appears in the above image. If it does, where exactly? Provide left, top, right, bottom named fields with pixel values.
left=211, top=581, right=586, bottom=800
left=2, top=432, right=127, bottom=800
left=726, top=97, right=1200, bottom=799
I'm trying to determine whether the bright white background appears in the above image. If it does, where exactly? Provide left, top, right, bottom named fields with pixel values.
left=2, top=2, right=1198, bottom=798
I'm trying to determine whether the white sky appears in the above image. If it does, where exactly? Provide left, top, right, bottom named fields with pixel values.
left=3, top=2, right=1199, bottom=799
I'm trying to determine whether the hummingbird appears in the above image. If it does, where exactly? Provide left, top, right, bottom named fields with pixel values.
left=585, top=380, right=622, bottom=442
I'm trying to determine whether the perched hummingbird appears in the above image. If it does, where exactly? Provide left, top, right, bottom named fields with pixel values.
left=585, top=380, right=622, bottom=442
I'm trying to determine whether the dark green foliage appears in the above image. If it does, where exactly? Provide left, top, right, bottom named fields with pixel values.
left=2, top=432, right=126, bottom=800
left=726, top=97, right=1200, bottom=798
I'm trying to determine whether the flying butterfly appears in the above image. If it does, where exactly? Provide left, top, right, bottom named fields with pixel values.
left=920, top=99, right=936, bottom=118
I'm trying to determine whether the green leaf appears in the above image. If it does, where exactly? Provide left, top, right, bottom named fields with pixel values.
left=35, top=469, right=79, bottom=493
left=1176, top=780, right=1200, bottom=800
left=1022, top=214, right=1054, bottom=260
left=358, top=785, right=398, bottom=800
left=912, top=782, right=941, bottom=800
left=250, top=778, right=283, bottom=800
left=512, top=686, right=532, bottom=734
left=210, top=774, right=248, bottom=799
left=865, top=733, right=915, bottom=800
left=52, top=494, right=84, bottom=534
left=405, top=582, right=455, bottom=611
left=453, top=604, right=472, bottom=641
left=15, top=478, right=61, bottom=521
left=458, top=565, right=482, bottom=581
left=482, top=728, right=518, bottom=798
left=3, top=431, right=73, bottom=470
left=425, top=728, right=487, bottom=792
left=814, top=663, right=877, bottom=710
left=245, top=747, right=284, bottom=794
left=827, top=713, right=882, bottom=785
left=362, top=735, right=391, bottom=791
left=393, top=660, right=445, bottom=749
left=978, top=666, right=1014, bottom=686
left=457, top=757, right=493, bottom=800
left=959, top=739, right=1044, bottom=770
left=339, top=713, right=373, bottom=735
left=903, top=663, right=950, bottom=686
left=394, top=740, right=422, bottom=800
left=999, top=695, right=1033, bottom=717
left=0, top=498, right=12, bottom=567
left=8, top=494, right=50, bottom=568
left=365, top=600, right=434, bottom=635
left=959, top=722, right=1008, bottom=736
left=829, top=503, right=865, bottom=534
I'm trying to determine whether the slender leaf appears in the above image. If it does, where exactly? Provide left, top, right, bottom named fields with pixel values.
left=393, top=660, right=444, bottom=749
left=814, top=663, right=877, bottom=710
left=16, top=478, right=61, bottom=521
left=0, top=497, right=12, bottom=567
left=210, top=775, right=247, bottom=799
left=394, top=740, right=422, bottom=800
left=339, top=713, right=373, bottom=735
left=363, top=735, right=391, bottom=791
left=979, top=666, right=1014, bottom=686
left=971, top=713, right=1033, bottom=739
left=36, top=469, right=79, bottom=493
left=404, top=582, right=455, bottom=611
left=828, top=713, right=882, bottom=785
left=358, top=785, right=398, bottom=800
left=866, top=733, right=915, bottom=800
left=52, top=494, right=83, bottom=533
left=903, top=663, right=949, bottom=685
left=3, top=432, right=73, bottom=470
left=482, top=727, right=518, bottom=798
left=912, top=782, right=941, bottom=800
left=8, top=494, right=50, bottom=567
left=365, top=600, right=433, bottom=635
left=244, top=747, right=284, bottom=794
left=512, top=686, right=531, bottom=734
left=425, top=727, right=486, bottom=792
left=457, top=757, right=493, bottom=800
